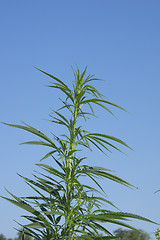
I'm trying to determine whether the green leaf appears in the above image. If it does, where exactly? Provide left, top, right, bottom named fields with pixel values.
left=81, top=98, right=128, bottom=113
left=86, top=133, right=133, bottom=150
left=24, top=222, right=45, bottom=229
left=20, top=141, right=55, bottom=148
left=0, top=195, right=47, bottom=223
left=1, top=122, right=56, bottom=146
left=84, top=212, right=157, bottom=224
left=36, top=164, right=65, bottom=180
left=40, top=150, right=56, bottom=161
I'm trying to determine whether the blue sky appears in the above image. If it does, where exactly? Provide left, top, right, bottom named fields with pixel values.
left=0, top=0, right=160, bottom=238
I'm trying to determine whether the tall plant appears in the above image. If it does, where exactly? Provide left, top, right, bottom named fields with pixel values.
left=1, top=67, right=154, bottom=239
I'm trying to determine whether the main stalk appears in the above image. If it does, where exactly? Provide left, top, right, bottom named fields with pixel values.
left=66, top=77, right=80, bottom=238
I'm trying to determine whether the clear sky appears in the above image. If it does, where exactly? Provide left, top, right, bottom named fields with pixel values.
left=0, top=0, right=160, bottom=239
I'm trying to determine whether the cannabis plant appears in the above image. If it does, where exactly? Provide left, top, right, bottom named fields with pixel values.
left=1, top=67, right=154, bottom=240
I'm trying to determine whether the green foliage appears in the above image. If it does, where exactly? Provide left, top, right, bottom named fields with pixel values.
left=153, top=192, right=160, bottom=240
left=155, top=228, right=160, bottom=240
left=1, top=67, right=155, bottom=239
left=0, top=234, right=13, bottom=240
left=113, top=228, right=150, bottom=240
left=0, top=234, right=7, bottom=240
left=15, top=229, right=32, bottom=240
left=0, top=229, right=32, bottom=240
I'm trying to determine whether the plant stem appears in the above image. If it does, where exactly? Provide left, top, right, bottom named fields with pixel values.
left=66, top=94, right=78, bottom=238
